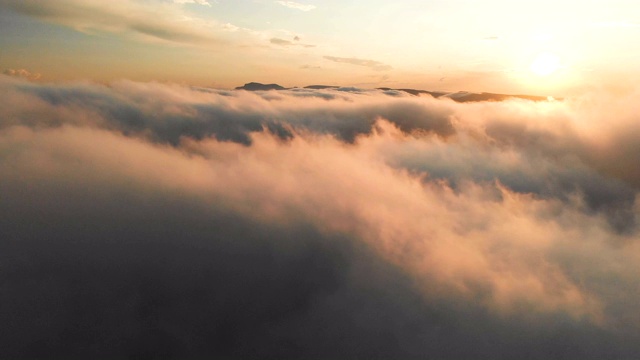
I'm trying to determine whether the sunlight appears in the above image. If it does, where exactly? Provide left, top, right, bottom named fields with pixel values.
left=530, top=52, right=560, bottom=76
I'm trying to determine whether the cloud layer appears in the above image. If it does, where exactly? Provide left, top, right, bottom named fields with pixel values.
left=2, top=75, right=640, bottom=358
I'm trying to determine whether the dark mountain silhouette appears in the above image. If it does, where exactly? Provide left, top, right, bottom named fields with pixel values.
left=305, top=85, right=340, bottom=89
left=379, top=88, right=448, bottom=98
left=444, top=92, right=549, bottom=102
left=235, top=82, right=287, bottom=91
left=236, top=83, right=555, bottom=102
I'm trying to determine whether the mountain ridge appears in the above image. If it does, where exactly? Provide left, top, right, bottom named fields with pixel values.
left=234, top=82, right=556, bottom=102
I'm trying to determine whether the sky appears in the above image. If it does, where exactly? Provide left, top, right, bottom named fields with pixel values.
left=3, top=1, right=640, bottom=359
left=2, top=0, right=640, bottom=95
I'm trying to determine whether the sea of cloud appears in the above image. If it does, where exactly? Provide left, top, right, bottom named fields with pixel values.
left=1, top=75, right=640, bottom=358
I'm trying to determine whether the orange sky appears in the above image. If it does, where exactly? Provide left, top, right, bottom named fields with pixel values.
left=2, top=0, right=640, bottom=96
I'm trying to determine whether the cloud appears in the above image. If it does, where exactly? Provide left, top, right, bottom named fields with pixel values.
left=3, top=68, right=40, bottom=80
left=0, top=0, right=234, bottom=46
left=276, top=1, right=316, bottom=12
left=300, top=64, right=322, bottom=69
left=270, top=37, right=293, bottom=46
left=324, top=55, right=393, bottom=71
left=270, top=37, right=315, bottom=48
left=2, top=76, right=640, bottom=358
left=174, top=0, right=212, bottom=6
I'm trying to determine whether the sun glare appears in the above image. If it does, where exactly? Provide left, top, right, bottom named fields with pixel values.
left=530, top=52, right=560, bottom=76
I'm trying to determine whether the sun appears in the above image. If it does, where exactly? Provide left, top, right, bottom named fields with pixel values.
left=530, top=52, right=560, bottom=76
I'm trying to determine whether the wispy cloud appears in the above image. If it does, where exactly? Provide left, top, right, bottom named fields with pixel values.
left=276, top=1, right=316, bottom=12
left=0, top=0, right=233, bottom=46
left=270, top=37, right=292, bottom=46
left=3, top=68, right=40, bottom=80
left=270, top=37, right=315, bottom=48
left=173, top=0, right=212, bottom=6
left=324, top=55, right=392, bottom=71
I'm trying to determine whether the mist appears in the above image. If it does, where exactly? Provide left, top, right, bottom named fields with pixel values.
left=2, top=75, right=640, bottom=359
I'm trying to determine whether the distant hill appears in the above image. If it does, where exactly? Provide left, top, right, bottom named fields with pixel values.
left=235, top=82, right=286, bottom=91
left=443, top=92, right=549, bottom=102
left=387, top=89, right=550, bottom=102
left=304, top=85, right=340, bottom=89
left=379, top=88, right=448, bottom=98
left=235, top=82, right=555, bottom=102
